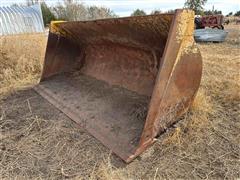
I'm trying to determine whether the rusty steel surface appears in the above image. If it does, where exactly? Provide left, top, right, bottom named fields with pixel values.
left=35, top=9, right=202, bottom=163
left=36, top=74, right=149, bottom=160
left=201, top=15, right=224, bottom=28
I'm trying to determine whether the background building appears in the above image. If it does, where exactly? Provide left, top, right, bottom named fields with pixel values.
left=0, top=4, right=44, bottom=35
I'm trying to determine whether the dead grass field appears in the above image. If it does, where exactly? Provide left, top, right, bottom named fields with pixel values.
left=0, top=33, right=47, bottom=97
left=0, top=25, right=239, bottom=179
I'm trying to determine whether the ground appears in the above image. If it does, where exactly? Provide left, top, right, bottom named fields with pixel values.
left=0, top=25, right=239, bottom=179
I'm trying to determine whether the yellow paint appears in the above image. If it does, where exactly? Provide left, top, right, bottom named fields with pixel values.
left=153, top=9, right=198, bottom=133
left=50, top=21, right=66, bottom=34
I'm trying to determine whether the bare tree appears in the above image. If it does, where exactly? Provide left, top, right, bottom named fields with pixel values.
left=26, top=0, right=39, bottom=6
left=87, top=6, right=116, bottom=20
left=53, top=0, right=87, bottom=21
left=165, top=9, right=175, bottom=13
left=53, top=0, right=116, bottom=21
left=151, top=10, right=162, bottom=15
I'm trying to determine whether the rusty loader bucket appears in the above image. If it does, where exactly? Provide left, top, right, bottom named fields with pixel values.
left=35, top=9, right=202, bottom=162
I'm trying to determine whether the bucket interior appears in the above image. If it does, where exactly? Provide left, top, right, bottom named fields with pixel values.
left=37, top=14, right=174, bottom=160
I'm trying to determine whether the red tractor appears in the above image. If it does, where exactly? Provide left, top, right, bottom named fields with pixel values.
left=195, top=15, right=224, bottom=29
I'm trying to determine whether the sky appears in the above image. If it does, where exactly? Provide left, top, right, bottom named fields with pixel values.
left=0, top=0, right=240, bottom=16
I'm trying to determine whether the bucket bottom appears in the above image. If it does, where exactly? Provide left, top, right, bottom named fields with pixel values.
left=35, top=73, right=150, bottom=161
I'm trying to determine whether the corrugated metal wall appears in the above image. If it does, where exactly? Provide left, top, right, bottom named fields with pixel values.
left=0, top=4, right=45, bottom=35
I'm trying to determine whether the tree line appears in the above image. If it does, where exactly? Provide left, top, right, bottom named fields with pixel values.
left=132, top=0, right=240, bottom=17
left=19, top=0, right=240, bottom=26
left=25, top=0, right=117, bottom=26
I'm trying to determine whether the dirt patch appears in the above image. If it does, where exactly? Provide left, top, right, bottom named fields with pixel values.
left=0, top=25, right=240, bottom=179
left=0, top=89, right=112, bottom=179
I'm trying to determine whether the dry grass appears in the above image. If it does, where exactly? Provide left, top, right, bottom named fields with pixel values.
left=225, top=16, right=240, bottom=24
left=0, top=25, right=239, bottom=179
left=0, top=33, right=47, bottom=97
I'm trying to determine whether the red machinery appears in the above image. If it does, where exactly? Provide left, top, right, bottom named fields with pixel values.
left=195, top=15, right=224, bottom=29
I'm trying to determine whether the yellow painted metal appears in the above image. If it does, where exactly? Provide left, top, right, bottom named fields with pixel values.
left=50, top=21, right=66, bottom=34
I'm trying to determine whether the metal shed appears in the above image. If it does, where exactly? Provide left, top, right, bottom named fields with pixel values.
left=0, top=4, right=44, bottom=35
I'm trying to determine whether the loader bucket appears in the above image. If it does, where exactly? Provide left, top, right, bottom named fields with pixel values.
left=35, top=9, right=202, bottom=162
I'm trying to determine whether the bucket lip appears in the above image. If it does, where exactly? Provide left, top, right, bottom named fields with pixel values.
left=56, top=11, right=176, bottom=25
